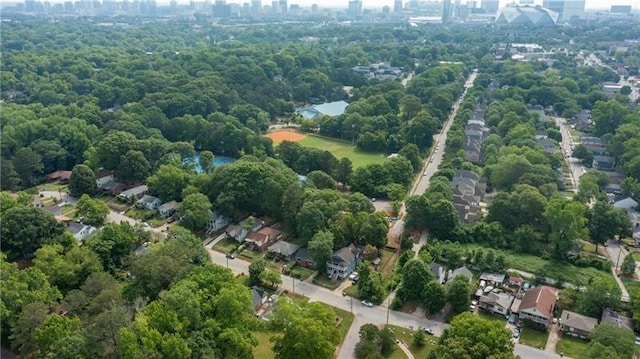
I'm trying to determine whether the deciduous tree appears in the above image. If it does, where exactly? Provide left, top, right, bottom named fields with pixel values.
left=178, top=192, right=212, bottom=231
left=76, top=194, right=109, bottom=226
left=69, top=164, right=97, bottom=197
left=1, top=206, right=65, bottom=259
left=446, top=276, right=471, bottom=315
left=308, top=230, right=334, bottom=274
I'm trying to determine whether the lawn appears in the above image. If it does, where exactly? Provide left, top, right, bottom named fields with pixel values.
left=313, top=273, right=341, bottom=290
left=213, top=237, right=240, bottom=253
left=285, top=263, right=315, bottom=281
left=124, top=207, right=156, bottom=221
left=632, top=251, right=640, bottom=262
left=238, top=249, right=265, bottom=261
left=555, top=336, right=589, bottom=358
left=457, top=243, right=615, bottom=287
left=252, top=302, right=354, bottom=359
left=253, top=331, right=279, bottom=359
left=298, top=135, right=386, bottom=168
left=344, top=284, right=359, bottom=298
left=519, top=328, right=548, bottom=350
left=477, top=311, right=507, bottom=324
left=378, top=249, right=399, bottom=282
left=386, top=325, right=438, bottom=359
left=622, top=278, right=640, bottom=294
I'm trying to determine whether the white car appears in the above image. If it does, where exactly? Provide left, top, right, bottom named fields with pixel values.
left=361, top=300, right=374, bottom=307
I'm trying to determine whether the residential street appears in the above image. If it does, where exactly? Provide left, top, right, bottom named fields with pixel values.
left=554, top=117, right=584, bottom=192
left=205, top=243, right=559, bottom=359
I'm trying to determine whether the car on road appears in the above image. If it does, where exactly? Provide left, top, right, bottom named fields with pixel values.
left=361, top=300, right=374, bottom=307
left=225, top=253, right=235, bottom=259
left=424, top=328, right=434, bottom=335
left=635, top=337, right=640, bottom=345
left=512, top=329, right=520, bottom=339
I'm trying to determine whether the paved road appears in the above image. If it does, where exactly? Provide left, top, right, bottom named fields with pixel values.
left=554, top=117, right=584, bottom=192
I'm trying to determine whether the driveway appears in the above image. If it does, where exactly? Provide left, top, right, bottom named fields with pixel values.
left=545, top=324, right=561, bottom=353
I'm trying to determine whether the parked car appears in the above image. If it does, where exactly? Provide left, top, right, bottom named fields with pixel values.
left=424, top=328, right=434, bottom=336
left=512, top=329, right=520, bottom=339
left=361, top=300, right=374, bottom=307
left=348, top=272, right=358, bottom=280
left=225, top=253, right=235, bottom=259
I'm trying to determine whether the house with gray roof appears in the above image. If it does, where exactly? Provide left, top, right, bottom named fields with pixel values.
left=118, top=185, right=148, bottom=202
left=66, top=222, right=96, bottom=241
left=447, top=266, right=473, bottom=284
left=601, top=308, right=635, bottom=332
left=479, top=291, right=515, bottom=316
left=268, top=241, right=301, bottom=262
left=559, top=310, right=598, bottom=339
left=136, top=195, right=161, bottom=210
left=429, top=262, right=447, bottom=284
left=159, top=201, right=178, bottom=218
left=295, top=247, right=315, bottom=269
left=326, top=244, right=361, bottom=281
left=592, top=155, right=616, bottom=171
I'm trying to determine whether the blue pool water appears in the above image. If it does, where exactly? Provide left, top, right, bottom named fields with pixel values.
left=189, top=152, right=237, bottom=174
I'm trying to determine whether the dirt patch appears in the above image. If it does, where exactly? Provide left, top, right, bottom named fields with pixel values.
left=264, top=130, right=306, bottom=143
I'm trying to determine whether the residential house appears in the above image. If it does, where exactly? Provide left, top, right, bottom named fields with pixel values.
left=251, top=288, right=268, bottom=311
left=446, top=266, right=473, bottom=285
left=268, top=241, right=301, bottom=262
left=536, top=138, right=556, bottom=154
left=479, top=273, right=506, bottom=288
left=613, top=197, right=638, bottom=211
left=102, top=181, right=125, bottom=195
left=600, top=308, right=635, bottom=332
left=158, top=201, right=178, bottom=218
left=299, top=101, right=349, bottom=120
left=451, top=170, right=484, bottom=223
left=226, top=217, right=264, bottom=243
left=95, top=169, right=114, bottom=189
left=479, top=291, right=515, bottom=316
left=579, top=136, right=603, bottom=147
left=207, top=211, right=231, bottom=234
left=326, top=244, right=361, bottom=281
left=245, top=227, right=283, bottom=252
left=518, top=286, right=558, bottom=327
left=295, top=247, right=316, bottom=269
left=429, top=262, right=447, bottom=284
left=603, top=82, right=623, bottom=97
left=592, top=155, right=616, bottom=171
left=45, top=170, right=72, bottom=183
left=136, top=195, right=162, bottom=210
left=66, top=222, right=96, bottom=241
left=534, top=130, right=548, bottom=140
left=559, top=310, right=598, bottom=339
left=508, top=276, right=524, bottom=288
left=118, top=185, right=148, bottom=202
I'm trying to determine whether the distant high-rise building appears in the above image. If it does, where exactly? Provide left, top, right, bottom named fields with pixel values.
left=543, top=0, right=584, bottom=21
left=519, top=0, right=534, bottom=4
left=251, top=0, right=261, bottom=14
left=213, top=0, right=230, bottom=17
left=347, top=0, right=362, bottom=17
left=442, top=0, right=452, bottom=22
left=481, top=0, right=498, bottom=14
left=382, top=5, right=390, bottom=13
left=394, top=0, right=402, bottom=13
left=610, top=5, right=632, bottom=14
left=561, top=0, right=584, bottom=20
left=311, top=3, right=318, bottom=12
left=453, top=0, right=460, bottom=17
left=279, top=0, right=287, bottom=13
left=271, top=0, right=278, bottom=12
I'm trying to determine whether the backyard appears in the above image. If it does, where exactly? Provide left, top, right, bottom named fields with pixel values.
left=518, top=328, right=549, bottom=350
left=264, top=130, right=386, bottom=168
left=458, top=243, right=615, bottom=287
left=555, top=336, right=589, bottom=358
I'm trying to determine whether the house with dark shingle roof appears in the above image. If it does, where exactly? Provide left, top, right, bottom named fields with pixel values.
left=559, top=310, right=598, bottom=338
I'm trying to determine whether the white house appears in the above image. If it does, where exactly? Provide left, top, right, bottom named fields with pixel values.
left=95, top=169, right=114, bottom=189
left=136, top=195, right=162, bottom=210
left=66, top=222, right=96, bottom=241
left=159, top=200, right=178, bottom=218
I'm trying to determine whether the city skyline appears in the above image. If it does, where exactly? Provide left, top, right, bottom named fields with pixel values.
left=2, top=0, right=639, bottom=9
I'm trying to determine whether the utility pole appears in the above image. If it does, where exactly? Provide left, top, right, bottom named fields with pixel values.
left=292, top=277, right=295, bottom=295
left=616, top=247, right=622, bottom=271
left=386, top=297, right=390, bottom=325
left=226, top=254, right=229, bottom=268
left=350, top=296, right=353, bottom=314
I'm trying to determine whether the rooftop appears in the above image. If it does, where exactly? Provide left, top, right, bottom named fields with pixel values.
left=560, top=310, right=598, bottom=333
left=520, top=286, right=558, bottom=319
left=268, top=240, right=301, bottom=257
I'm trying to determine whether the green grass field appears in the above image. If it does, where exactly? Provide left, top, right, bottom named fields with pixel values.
left=298, top=135, right=386, bottom=168
left=386, top=325, right=438, bottom=359
left=519, top=328, right=548, bottom=350
left=555, top=336, right=589, bottom=358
